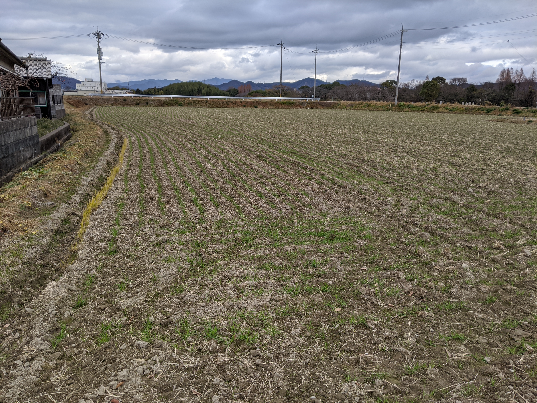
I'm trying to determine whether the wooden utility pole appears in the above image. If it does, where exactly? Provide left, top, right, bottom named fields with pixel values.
left=313, top=46, right=319, bottom=99
left=277, top=40, right=284, bottom=97
left=91, top=29, right=105, bottom=94
left=395, top=25, right=407, bottom=105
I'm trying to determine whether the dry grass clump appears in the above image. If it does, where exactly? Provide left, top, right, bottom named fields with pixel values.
left=1, top=106, right=536, bottom=402
left=0, top=103, right=107, bottom=239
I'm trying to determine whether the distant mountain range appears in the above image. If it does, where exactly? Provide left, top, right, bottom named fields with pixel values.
left=53, top=76, right=81, bottom=90
left=199, top=77, right=234, bottom=85
left=216, top=78, right=377, bottom=91
left=54, top=76, right=378, bottom=91
left=110, top=79, right=183, bottom=91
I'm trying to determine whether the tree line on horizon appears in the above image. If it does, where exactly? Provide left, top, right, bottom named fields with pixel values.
left=122, top=67, right=536, bottom=107
left=300, top=68, right=536, bottom=106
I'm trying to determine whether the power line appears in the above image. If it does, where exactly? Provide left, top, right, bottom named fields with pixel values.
left=407, top=12, right=537, bottom=31
left=3, top=10, right=536, bottom=52
left=507, top=40, right=532, bottom=64
left=2, top=33, right=88, bottom=41
left=106, top=35, right=278, bottom=51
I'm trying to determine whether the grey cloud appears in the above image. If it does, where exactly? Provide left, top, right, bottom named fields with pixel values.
left=1, top=0, right=536, bottom=84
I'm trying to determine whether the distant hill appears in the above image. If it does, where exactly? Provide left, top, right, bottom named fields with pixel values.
left=216, top=80, right=303, bottom=91
left=216, top=78, right=378, bottom=91
left=113, top=79, right=183, bottom=91
left=52, top=76, right=81, bottom=90
left=54, top=76, right=378, bottom=92
left=198, top=77, right=233, bottom=85
left=334, top=79, right=379, bottom=87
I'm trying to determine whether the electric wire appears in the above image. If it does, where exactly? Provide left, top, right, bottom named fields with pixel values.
left=507, top=40, right=532, bottom=64
left=407, top=12, right=537, bottom=31
left=2, top=33, right=88, bottom=41
left=2, top=10, right=536, bottom=54
left=105, top=34, right=278, bottom=50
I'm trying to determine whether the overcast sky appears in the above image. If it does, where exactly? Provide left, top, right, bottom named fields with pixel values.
left=2, top=0, right=536, bottom=85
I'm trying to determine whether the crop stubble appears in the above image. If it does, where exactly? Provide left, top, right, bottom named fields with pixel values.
left=2, top=106, right=536, bottom=402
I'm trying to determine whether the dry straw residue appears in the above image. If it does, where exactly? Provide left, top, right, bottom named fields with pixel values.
left=78, top=137, right=128, bottom=240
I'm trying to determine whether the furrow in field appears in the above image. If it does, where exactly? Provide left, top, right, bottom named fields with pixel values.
left=166, top=114, right=322, bottom=211
left=157, top=108, right=321, bottom=205
left=209, top=109, right=536, bottom=248
left=141, top=109, right=284, bottom=217
left=204, top=120, right=351, bottom=197
left=112, top=109, right=231, bottom=221
left=101, top=108, right=206, bottom=221
left=137, top=125, right=188, bottom=223
left=154, top=124, right=260, bottom=218
left=150, top=117, right=293, bottom=216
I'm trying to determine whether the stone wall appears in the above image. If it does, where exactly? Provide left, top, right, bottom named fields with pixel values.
left=0, top=117, right=39, bottom=179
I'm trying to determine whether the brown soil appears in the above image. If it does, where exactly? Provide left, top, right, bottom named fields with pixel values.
left=65, top=95, right=537, bottom=117
left=1, top=106, right=536, bottom=402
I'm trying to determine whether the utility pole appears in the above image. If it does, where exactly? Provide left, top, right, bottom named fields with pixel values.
left=90, top=29, right=105, bottom=94
left=395, top=25, right=407, bottom=105
left=313, top=46, right=319, bottom=99
left=277, top=40, right=284, bottom=97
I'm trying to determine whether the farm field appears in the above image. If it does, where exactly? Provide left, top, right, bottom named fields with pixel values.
left=1, top=106, right=537, bottom=402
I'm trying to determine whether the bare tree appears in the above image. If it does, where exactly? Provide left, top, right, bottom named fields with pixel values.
left=0, top=70, right=36, bottom=120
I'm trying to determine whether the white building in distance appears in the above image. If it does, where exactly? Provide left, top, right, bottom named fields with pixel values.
left=76, top=78, right=107, bottom=93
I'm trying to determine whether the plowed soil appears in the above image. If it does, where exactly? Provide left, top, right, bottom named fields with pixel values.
left=1, top=106, right=536, bottom=403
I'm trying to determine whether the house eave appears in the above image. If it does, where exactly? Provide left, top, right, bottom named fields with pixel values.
left=0, top=39, right=26, bottom=69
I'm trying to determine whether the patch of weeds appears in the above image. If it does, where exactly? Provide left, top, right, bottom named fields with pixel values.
left=84, top=274, right=95, bottom=290
left=440, top=284, right=452, bottom=293
left=344, top=373, right=358, bottom=382
left=73, top=296, right=87, bottom=309
left=117, top=280, right=127, bottom=292
left=506, top=341, right=530, bottom=355
left=345, top=314, right=368, bottom=327
left=205, top=323, right=220, bottom=340
left=462, top=383, right=483, bottom=397
left=97, top=322, right=120, bottom=345
left=284, top=284, right=315, bottom=296
left=0, top=304, right=12, bottom=322
left=428, top=389, right=448, bottom=400
left=385, top=287, right=401, bottom=297
left=501, top=318, right=519, bottom=329
left=235, top=328, right=259, bottom=344
left=171, top=283, right=185, bottom=295
left=267, top=323, right=281, bottom=337
left=51, top=324, right=68, bottom=350
left=364, top=371, right=387, bottom=384
left=108, top=227, right=119, bottom=255
left=176, top=318, right=192, bottom=340
left=309, top=259, right=319, bottom=268
left=394, top=304, right=429, bottom=318
left=404, top=362, right=429, bottom=375
left=240, top=230, right=255, bottom=247
left=483, top=295, right=497, bottom=304
left=440, top=332, right=466, bottom=341
left=423, top=338, right=436, bottom=347
left=140, top=319, right=154, bottom=342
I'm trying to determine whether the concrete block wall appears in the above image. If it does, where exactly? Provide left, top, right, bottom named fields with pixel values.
left=0, top=117, right=39, bottom=178
left=40, top=122, right=70, bottom=153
